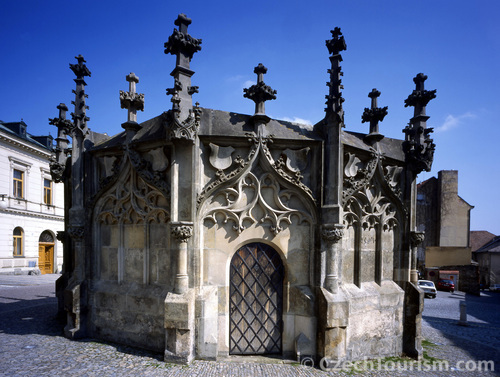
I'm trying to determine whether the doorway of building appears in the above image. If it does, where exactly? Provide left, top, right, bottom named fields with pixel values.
left=229, top=242, right=284, bottom=355
left=38, top=231, right=55, bottom=274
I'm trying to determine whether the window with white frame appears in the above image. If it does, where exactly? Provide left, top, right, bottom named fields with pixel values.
left=9, top=157, right=31, bottom=201
left=13, top=169, right=24, bottom=198
left=43, top=178, right=52, bottom=205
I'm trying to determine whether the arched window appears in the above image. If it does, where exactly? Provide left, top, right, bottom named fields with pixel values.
left=13, top=227, right=24, bottom=256
left=39, top=230, right=54, bottom=243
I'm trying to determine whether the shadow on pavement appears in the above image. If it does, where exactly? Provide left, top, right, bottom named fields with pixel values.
left=0, top=293, right=164, bottom=362
left=0, top=296, right=61, bottom=336
left=423, top=292, right=500, bottom=374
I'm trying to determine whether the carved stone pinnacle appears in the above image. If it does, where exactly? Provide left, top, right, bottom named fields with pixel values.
left=243, top=63, right=277, bottom=119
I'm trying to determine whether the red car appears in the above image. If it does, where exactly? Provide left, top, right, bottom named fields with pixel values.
left=437, top=279, right=455, bottom=292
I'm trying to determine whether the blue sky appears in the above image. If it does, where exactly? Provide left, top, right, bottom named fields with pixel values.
left=2, top=0, right=499, bottom=234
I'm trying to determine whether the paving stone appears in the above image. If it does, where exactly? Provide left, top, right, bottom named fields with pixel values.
left=0, top=276, right=498, bottom=376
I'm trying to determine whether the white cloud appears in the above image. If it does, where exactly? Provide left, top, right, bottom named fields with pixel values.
left=242, top=80, right=254, bottom=88
left=281, top=116, right=312, bottom=126
left=435, top=112, right=476, bottom=132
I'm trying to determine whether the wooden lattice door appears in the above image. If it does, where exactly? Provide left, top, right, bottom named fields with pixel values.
left=229, top=242, right=284, bottom=355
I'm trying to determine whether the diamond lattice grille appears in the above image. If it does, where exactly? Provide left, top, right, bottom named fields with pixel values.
left=229, top=242, right=284, bottom=355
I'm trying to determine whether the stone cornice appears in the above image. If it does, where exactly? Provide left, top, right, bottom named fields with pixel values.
left=0, top=207, right=64, bottom=221
left=0, top=132, right=53, bottom=159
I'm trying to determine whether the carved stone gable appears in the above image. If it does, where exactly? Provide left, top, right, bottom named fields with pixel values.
left=199, top=135, right=316, bottom=235
left=95, top=163, right=170, bottom=225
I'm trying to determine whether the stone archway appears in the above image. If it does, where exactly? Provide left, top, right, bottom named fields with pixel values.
left=229, top=242, right=284, bottom=355
left=38, top=230, right=55, bottom=274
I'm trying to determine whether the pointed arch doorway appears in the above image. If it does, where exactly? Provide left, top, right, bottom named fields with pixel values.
left=38, top=231, right=55, bottom=274
left=229, top=242, right=284, bottom=355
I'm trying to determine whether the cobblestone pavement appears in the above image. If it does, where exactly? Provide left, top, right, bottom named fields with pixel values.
left=0, top=275, right=498, bottom=376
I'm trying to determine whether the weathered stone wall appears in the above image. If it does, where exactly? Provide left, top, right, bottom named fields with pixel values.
left=88, top=166, right=172, bottom=352
left=201, top=219, right=316, bottom=358
left=317, top=281, right=404, bottom=361
left=438, top=171, right=472, bottom=248
left=90, top=282, right=169, bottom=352
left=344, top=281, right=403, bottom=359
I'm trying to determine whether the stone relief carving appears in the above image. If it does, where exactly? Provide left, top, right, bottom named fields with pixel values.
left=171, top=224, right=193, bottom=243
left=94, top=145, right=170, bottom=206
left=127, top=146, right=170, bottom=199
left=56, top=230, right=66, bottom=243
left=343, top=149, right=404, bottom=207
left=96, top=164, right=170, bottom=225
left=410, top=231, right=425, bottom=247
left=198, top=134, right=314, bottom=209
left=199, top=135, right=315, bottom=235
left=67, top=226, right=85, bottom=240
left=49, top=160, right=66, bottom=183
left=164, top=102, right=202, bottom=142
left=208, top=143, right=235, bottom=170
left=344, top=183, right=399, bottom=232
left=203, top=170, right=312, bottom=235
left=343, top=151, right=378, bottom=205
left=97, top=155, right=122, bottom=190
left=321, top=223, right=344, bottom=243
left=384, top=165, right=403, bottom=199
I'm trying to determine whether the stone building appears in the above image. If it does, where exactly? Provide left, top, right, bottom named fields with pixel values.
left=416, top=170, right=477, bottom=293
left=51, top=14, right=437, bottom=363
left=473, top=234, right=500, bottom=287
left=0, top=120, right=64, bottom=274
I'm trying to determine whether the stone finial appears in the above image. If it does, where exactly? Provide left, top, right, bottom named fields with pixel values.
left=326, top=27, right=347, bottom=56
left=165, top=14, right=202, bottom=62
left=120, top=73, right=145, bottom=140
left=164, top=14, right=202, bottom=119
left=362, top=88, right=388, bottom=143
left=404, top=73, right=437, bottom=116
left=69, top=55, right=91, bottom=82
left=49, top=103, right=72, bottom=140
left=69, top=55, right=91, bottom=131
left=243, top=63, right=277, bottom=124
left=324, top=28, right=346, bottom=122
left=49, top=103, right=73, bottom=182
left=120, top=73, right=145, bottom=123
left=403, top=73, right=437, bottom=173
left=56, top=103, right=69, bottom=120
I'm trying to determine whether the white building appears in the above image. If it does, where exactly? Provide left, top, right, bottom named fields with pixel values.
left=0, top=120, right=64, bottom=274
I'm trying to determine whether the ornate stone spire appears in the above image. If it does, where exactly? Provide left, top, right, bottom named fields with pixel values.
left=120, top=72, right=144, bottom=141
left=164, top=13, right=202, bottom=120
left=243, top=63, right=277, bottom=125
left=362, top=88, right=388, bottom=143
left=69, top=55, right=91, bottom=135
left=49, top=103, right=72, bottom=182
left=325, top=27, right=346, bottom=123
left=403, top=73, right=436, bottom=173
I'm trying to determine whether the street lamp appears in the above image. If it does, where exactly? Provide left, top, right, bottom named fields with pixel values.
left=0, top=194, right=7, bottom=209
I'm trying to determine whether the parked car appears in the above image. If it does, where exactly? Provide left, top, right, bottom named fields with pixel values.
left=417, top=280, right=437, bottom=299
left=437, top=279, right=455, bottom=293
left=489, top=284, right=500, bottom=292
